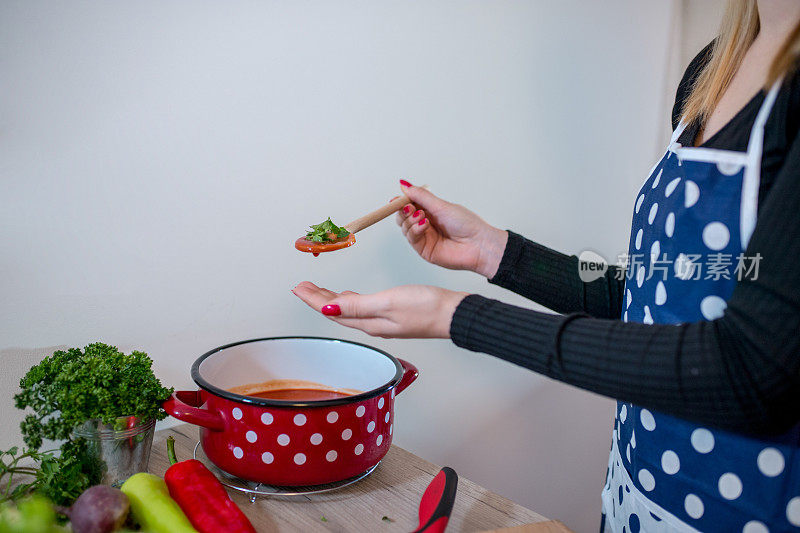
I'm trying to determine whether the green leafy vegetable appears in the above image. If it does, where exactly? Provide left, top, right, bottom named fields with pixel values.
left=9, top=343, right=173, bottom=505
left=305, top=218, right=350, bottom=243
left=0, top=447, right=51, bottom=503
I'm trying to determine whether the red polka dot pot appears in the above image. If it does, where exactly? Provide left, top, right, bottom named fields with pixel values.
left=162, top=336, right=418, bottom=486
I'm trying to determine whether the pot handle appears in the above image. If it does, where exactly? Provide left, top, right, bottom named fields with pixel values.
left=162, top=390, right=224, bottom=432
left=395, top=358, right=419, bottom=395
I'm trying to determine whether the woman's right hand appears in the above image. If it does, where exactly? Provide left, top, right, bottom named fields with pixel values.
left=396, top=181, right=508, bottom=278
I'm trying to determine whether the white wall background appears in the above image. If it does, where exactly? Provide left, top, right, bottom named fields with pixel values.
left=0, top=1, right=723, bottom=531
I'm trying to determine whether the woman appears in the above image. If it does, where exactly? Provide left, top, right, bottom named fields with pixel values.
left=293, top=0, right=800, bottom=530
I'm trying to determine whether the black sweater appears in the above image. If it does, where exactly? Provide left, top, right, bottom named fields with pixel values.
left=449, top=45, right=800, bottom=435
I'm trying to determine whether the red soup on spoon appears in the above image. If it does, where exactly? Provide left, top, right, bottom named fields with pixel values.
left=294, top=187, right=427, bottom=256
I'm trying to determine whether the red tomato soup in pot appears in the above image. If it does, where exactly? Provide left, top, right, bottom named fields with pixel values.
left=228, top=379, right=360, bottom=402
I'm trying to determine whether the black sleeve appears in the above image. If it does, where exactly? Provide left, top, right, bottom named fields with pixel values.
left=451, top=132, right=800, bottom=435
left=488, top=231, right=625, bottom=319
left=672, top=41, right=714, bottom=129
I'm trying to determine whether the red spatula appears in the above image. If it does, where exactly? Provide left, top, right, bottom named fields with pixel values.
left=412, top=467, right=458, bottom=533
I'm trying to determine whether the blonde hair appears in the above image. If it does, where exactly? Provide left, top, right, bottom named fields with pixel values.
left=682, top=0, right=800, bottom=125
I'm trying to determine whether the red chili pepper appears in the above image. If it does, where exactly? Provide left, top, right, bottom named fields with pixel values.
left=127, top=416, right=137, bottom=448
left=164, top=436, right=257, bottom=533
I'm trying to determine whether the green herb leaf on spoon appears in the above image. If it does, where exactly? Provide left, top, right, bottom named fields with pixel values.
left=306, top=218, right=350, bottom=243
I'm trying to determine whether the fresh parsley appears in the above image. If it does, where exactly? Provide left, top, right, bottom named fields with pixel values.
left=11, top=343, right=173, bottom=505
left=306, top=218, right=350, bottom=243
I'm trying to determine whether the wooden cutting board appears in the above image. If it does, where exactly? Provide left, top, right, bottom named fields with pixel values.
left=151, top=425, right=553, bottom=532
left=481, top=520, right=573, bottom=533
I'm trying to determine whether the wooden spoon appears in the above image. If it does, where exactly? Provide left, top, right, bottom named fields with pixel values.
left=295, top=185, right=429, bottom=255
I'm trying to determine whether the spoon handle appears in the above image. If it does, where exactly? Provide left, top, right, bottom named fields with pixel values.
left=344, top=185, right=429, bottom=234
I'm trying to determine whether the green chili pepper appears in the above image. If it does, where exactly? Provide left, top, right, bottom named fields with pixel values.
left=120, top=472, right=197, bottom=533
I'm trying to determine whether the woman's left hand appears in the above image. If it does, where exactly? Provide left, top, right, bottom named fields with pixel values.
left=291, top=281, right=469, bottom=339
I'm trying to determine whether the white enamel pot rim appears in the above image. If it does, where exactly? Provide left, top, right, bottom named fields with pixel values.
left=190, top=336, right=411, bottom=409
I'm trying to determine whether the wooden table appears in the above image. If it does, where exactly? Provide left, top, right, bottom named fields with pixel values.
left=150, top=425, right=569, bottom=533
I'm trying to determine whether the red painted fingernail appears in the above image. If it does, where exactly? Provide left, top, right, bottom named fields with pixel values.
left=419, top=217, right=426, bottom=226
left=389, top=196, right=399, bottom=203
left=413, top=210, right=421, bottom=218
left=321, top=304, right=341, bottom=316
left=400, top=179, right=412, bottom=188
left=403, top=205, right=411, bottom=214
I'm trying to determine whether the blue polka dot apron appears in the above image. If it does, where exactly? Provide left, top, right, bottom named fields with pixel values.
left=600, top=80, right=800, bottom=533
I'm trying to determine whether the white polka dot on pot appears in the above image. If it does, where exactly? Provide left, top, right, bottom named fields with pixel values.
left=246, top=431, right=257, bottom=443
left=635, top=229, right=643, bottom=250
left=626, top=289, right=632, bottom=309
left=378, top=398, right=384, bottom=409
left=355, top=405, right=365, bottom=417
left=342, top=428, right=352, bottom=440
left=376, top=435, right=383, bottom=446
left=326, top=411, right=338, bottom=423
left=701, top=295, right=727, bottom=320
left=718, top=472, right=743, bottom=500
left=685, top=493, right=704, bottom=519
left=787, top=497, right=800, bottom=526
left=326, top=450, right=337, bottom=462
left=703, top=222, right=730, bottom=250
left=384, top=412, right=390, bottom=423
left=757, top=447, right=785, bottom=477
left=635, top=194, right=645, bottom=213
left=354, top=444, right=364, bottom=456
left=367, top=421, right=375, bottom=433
left=294, top=453, right=306, bottom=465
left=620, top=404, right=627, bottom=423
left=310, top=433, right=323, bottom=445
left=638, top=469, right=655, bottom=491
left=232, top=408, right=243, bottom=420
left=293, top=414, right=306, bottom=426
left=233, top=446, right=243, bottom=459
left=277, top=434, right=290, bottom=446
left=389, top=424, right=393, bottom=435
left=691, top=428, right=715, bottom=454
left=636, top=266, right=645, bottom=288
left=261, top=412, right=273, bottom=425
left=261, top=451, right=273, bottom=464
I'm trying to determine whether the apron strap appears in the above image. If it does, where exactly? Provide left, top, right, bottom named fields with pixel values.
left=669, top=120, right=688, bottom=145
left=740, top=77, right=784, bottom=248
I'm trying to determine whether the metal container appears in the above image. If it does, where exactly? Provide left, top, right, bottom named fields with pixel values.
left=73, top=416, right=155, bottom=487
